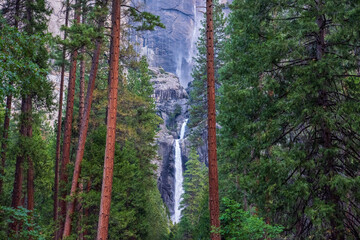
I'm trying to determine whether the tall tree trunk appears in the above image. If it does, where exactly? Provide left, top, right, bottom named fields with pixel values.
left=9, top=96, right=32, bottom=233
left=26, top=96, right=34, bottom=233
left=54, top=0, right=70, bottom=228
left=79, top=1, right=86, bottom=130
left=0, top=0, right=20, bottom=201
left=206, top=1, right=220, bottom=239
left=79, top=49, right=86, bottom=130
left=97, top=0, right=121, bottom=238
left=63, top=24, right=104, bottom=238
left=58, top=0, right=81, bottom=236
left=0, top=95, right=12, bottom=199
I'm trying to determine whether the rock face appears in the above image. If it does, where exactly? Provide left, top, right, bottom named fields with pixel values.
left=132, top=0, right=204, bottom=87
left=132, top=0, right=232, bottom=87
left=150, top=67, right=189, bottom=216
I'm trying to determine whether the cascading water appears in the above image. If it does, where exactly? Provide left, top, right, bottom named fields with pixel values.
left=172, top=119, right=188, bottom=223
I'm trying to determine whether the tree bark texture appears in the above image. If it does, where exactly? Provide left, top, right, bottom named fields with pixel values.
left=58, top=1, right=81, bottom=236
left=63, top=28, right=104, bottom=238
left=54, top=0, right=70, bottom=226
left=10, top=95, right=32, bottom=233
left=206, top=1, right=221, bottom=239
left=97, top=0, right=121, bottom=239
left=0, top=94, right=12, bottom=199
left=0, top=0, right=20, bottom=201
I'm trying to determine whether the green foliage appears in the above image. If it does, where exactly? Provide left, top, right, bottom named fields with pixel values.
left=0, top=15, right=52, bottom=107
left=220, top=198, right=283, bottom=240
left=218, top=0, right=360, bottom=238
left=78, top=57, right=168, bottom=240
left=188, top=0, right=226, bottom=147
left=173, top=148, right=209, bottom=240
left=166, top=104, right=182, bottom=131
left=0, top=206, right=45, bottom=240
left=128, top=7, right=165, bottom=31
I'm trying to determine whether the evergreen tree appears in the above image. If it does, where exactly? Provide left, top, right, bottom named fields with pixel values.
left=175, top=148, right=209, bottom=240
left=219, top=0, right=360, bottom=238
left=188, top=0, right=226, bottom=150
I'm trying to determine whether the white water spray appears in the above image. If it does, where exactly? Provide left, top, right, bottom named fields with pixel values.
left=172, top=119, right=188, bottom=224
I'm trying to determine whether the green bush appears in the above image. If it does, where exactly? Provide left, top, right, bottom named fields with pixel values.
left=220, top=198, right=283, bottom=240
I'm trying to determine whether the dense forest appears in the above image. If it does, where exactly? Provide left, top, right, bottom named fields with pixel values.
left=1, top=0, right=360, bottom=239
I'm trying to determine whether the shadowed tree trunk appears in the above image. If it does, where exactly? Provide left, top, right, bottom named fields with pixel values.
left=58, top=0, right=81, bottom=237
left=0, top=0, right=20, bottom=200
left=97, top=0, right=121, bottom=238
left=206, top=0, right=220, bottom=239
left=54, top=0, right=70, bottom=230
left=9, top=95, right=32, bottom=234
left=0, top=95, right=12, bottom=199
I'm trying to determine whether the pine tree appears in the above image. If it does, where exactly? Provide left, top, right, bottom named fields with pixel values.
left=219, top=0, right=360, bottom=238
left=206, top=1, right=221, bottom=239
left=5, top=0, right=53, bottom=234
left=62, top=1, right=108, bottom=236
left=96, top=0, right=121, bottom=238
left=53, top=0, right=69, bottom=227
left=58, top=0, right=81, bottom=233
left=188, top=0, right=225, bottom=151
left=176, top=148, right=209, bottom=240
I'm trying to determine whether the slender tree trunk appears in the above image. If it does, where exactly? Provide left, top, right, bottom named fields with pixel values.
left=9, top=95, right=32, bottom=233
left=58, top=1, right=81, bottom=236
left=0, top=0, right=20, bottom=200
left=63, top=28, right=104, bottom=238
left=206, top=1, right=220, bottom=239
left=54, top=0, right=70, bottom=229
left=25, top=96, right=34, bottom=235
left=79, top=49, right=86, bottom=130
left=0, top=95, right=12, bottom=199
left=97, top=0, right=121, bottom=238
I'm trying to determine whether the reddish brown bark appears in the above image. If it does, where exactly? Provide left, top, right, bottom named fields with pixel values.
left=79, top=2, right=86, bottom=130
left=206, top=1, right=220, bottom=239
left=58, top=1, right=81, bottom=236
left=97, top=0, right=121, bottom=238
left=0, top=0, right=20, bottom=200
left=0, top=94, right=12, bottom=198
left=54, top=0, right=70, bottom=227
left=10, top=96, right=32, bottom=233
left=79, top=48, right=86, bottom=130
left=63, top=28, right=104, bottom=238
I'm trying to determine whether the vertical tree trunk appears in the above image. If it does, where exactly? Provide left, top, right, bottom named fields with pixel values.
left=58, top=0, right=81, bottom=236
left=63, top=26, right=104, bottom=238
left=206, top=1, right=220, bottom=239
left=0, top=0, right=20, bottom=200
left=26, top=96, right=34, bottom=234
left=79, top=50, right=86, bottom=130
left=97, top=0, right=121, bottom=238
left=0, top=95, right=12, bottom=199
left=54, top=0, right=70, bottom=228
left=9, top=95, right=32, bottom=233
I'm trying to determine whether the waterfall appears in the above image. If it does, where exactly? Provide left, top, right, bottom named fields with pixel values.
left=172, top=119, right=188, bottom=224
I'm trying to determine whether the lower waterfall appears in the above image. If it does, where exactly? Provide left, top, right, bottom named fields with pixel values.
left=171, top=119, right=188, bottom=224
